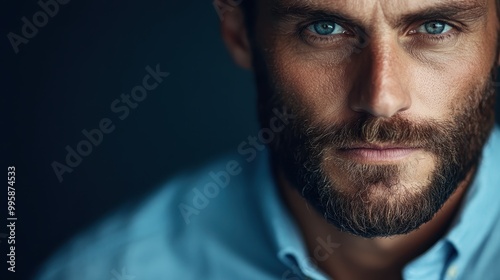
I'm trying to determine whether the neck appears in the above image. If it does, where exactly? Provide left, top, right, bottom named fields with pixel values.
left=277, top=167, right=475, bottom=280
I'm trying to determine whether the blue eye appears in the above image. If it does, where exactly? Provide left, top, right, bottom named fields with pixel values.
left=417, top=21, right=452, bottom=35
left=307, top=21, right=346, bottom=36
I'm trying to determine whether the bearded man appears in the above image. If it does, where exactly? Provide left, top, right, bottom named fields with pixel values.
left=36, top=0, right=500, bottom=279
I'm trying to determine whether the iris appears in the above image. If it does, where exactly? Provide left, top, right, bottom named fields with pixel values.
left=309, top=21, right=344, bottom=35
left=424, top=21, right=447, bottom=34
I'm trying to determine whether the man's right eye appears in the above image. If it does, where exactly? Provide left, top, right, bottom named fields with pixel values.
left=306, top=21, right=347, bottom=36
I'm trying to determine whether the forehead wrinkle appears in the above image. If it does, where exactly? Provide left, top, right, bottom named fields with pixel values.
left=269, top=0, right=489, bottom=27
left=271, top=0, right=488, bottom=9
left=388, top=0, right=489, bottom=28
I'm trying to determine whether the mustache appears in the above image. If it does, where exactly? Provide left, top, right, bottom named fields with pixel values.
left=304, top=115, right=456, bottom=153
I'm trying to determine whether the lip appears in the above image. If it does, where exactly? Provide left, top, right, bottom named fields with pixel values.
left=337, top=145, right=420, bottom=162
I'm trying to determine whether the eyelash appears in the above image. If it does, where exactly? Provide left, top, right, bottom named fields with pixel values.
left=299, top=21, right=354, bottom=45
left=412, top=30, right=456, bottom=44
left=299, top=20, right=460, bottom=46
left=409, top=21, right=460, bottom=43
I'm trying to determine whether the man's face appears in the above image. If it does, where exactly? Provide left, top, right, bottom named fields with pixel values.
left=249, top=0, right=499, bottom=238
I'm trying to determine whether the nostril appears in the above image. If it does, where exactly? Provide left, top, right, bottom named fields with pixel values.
left=349, top=90, right=411, bottom=118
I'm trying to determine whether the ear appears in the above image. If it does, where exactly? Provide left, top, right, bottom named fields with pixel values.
left=220, top=7, right=252, bottom=69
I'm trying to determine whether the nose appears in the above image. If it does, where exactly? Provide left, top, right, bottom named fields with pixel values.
left=349, top=38, right=411, bottom=118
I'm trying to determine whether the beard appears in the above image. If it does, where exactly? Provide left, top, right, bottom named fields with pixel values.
left=253, top=52, right=497, bottom=238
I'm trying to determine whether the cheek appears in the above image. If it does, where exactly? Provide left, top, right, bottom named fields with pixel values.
left=405, top=15, right=498, bottom=119
left=405, top=67, right=469, bottom=119
left=407, top=47, right=493, bottom=120
left=262, top=17, right=497, bottom=124
left=269, top=49, right=352, bottom=123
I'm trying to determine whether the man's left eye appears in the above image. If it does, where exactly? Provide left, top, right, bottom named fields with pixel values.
left=416, top=21, right=453, bottom=35
left=307, top=21, right=347, bottom=36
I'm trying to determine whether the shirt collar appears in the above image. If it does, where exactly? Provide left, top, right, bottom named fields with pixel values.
left=444, top=126, right=500, bottom=259
left=258, top=153, right=330, bottom=280
left=261, top=126, right=500, bottom=279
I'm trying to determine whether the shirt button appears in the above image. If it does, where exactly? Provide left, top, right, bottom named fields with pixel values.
left=446, top=265, right=458, bottom=279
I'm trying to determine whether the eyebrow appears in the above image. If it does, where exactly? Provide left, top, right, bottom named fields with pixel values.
left=271, top=0, right=488, bottom=29
left=396, top=1, right=488, bottom=28
left=271, top=2, right=364, bottom=28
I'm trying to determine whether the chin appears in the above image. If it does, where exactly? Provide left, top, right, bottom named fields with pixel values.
left=298, top=152, right=449, bottom=238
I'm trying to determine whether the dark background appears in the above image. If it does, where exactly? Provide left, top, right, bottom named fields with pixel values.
left=1, top=1, right=500, bottom=280
left=2, top=1, right=258, bottom=279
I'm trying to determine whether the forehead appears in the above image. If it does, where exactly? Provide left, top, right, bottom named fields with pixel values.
left=259, top=0, right=494, bottom=31
left=265, top=0, right=490, bottom=18
left=267, top=0, right=488, bottom=10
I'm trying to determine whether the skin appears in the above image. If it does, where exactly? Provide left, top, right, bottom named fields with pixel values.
left=221, top=0, right=500, bottom=279
left=278, top=170, right=472, bottom=279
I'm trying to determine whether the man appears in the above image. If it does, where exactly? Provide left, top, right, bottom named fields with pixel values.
left=37, top=0, right=500, bottom=279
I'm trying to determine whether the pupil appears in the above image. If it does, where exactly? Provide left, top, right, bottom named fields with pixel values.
left=316, top=22, right=334, bottom=35
left=426, top=22, right=444, bottom=34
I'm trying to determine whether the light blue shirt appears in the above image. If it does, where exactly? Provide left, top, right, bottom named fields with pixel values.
left=36, top=127, right=500, bottom=280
